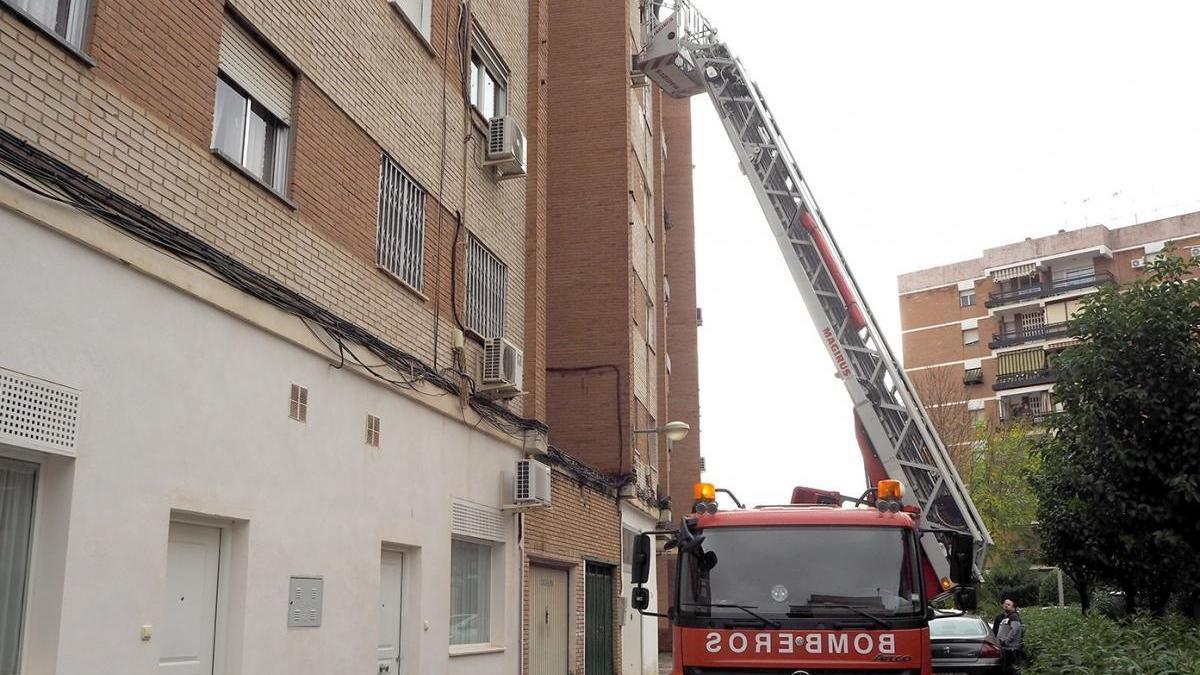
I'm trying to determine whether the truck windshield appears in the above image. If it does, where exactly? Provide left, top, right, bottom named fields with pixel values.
left=679, top=526, right=921, bottom=622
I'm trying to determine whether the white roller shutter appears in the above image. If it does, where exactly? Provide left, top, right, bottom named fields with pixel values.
left=219, top=15, right=293, bottom=124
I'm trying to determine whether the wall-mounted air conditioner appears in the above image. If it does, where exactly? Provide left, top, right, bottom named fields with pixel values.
left=484, top=116, right=527, bottom=180
left=1191, top=246, right=1200, bottom=259
left=480, top=337, right=523, bottom=398
left=1131, top=257, right=1145, bottom=269
left=513, top=458, right=552, bottom=507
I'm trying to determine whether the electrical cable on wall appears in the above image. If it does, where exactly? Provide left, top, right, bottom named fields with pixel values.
left=0, top=128, right=547, bottom=439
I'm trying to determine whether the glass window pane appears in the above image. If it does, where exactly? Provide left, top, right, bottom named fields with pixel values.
left=16, top=0, right=58, bottom=32
left=212, top=78, right=247, bottom=161
left=480, top=71, right=496, bottom=120
left=449, top=539, right=491, bottom=645
left=0, top=459, right=37, bottom=673
left=244, top=107, right=269, bottom=180
left=469, top=59, right=480, bottom=109
left=270, top=126, right=290, bottom=193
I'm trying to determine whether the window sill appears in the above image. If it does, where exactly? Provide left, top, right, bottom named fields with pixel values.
left=387, top=1, right=438, bottom=58
left=210, top=149, right=296, bottom=211
left=449, top=644, right=505, bottom=657
left=376, top=265, right=429, bottom=303
left=2, top=3, right=95, bottom=68
left=470, top=109, right=491, bottom=135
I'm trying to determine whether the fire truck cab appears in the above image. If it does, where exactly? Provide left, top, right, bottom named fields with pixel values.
left=632, top=482, right=977, bottom=674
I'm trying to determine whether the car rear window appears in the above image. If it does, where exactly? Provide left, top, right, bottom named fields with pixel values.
left=930, top=616, right=989, bottom=638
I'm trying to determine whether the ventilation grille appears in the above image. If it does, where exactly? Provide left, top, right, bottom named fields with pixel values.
left=0, top=367, right=80, bottom=455
left=451, top=499, right=506, bottom=542
left=488, top=117, right=505, bottom=155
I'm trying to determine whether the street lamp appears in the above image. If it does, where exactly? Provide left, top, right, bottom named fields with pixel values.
left=632, top=420, right=691, bottom=442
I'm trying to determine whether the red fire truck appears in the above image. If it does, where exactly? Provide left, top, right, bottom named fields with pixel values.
left=630, top=1, right=992, bottom=672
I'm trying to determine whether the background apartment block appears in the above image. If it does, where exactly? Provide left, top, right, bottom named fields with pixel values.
left=0, top=0, right=554, bottom=673
left=898, top=215, right=1200, bottom=443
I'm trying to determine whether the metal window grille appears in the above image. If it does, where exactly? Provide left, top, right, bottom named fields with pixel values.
left=376, top=157, right=426, bottom=291
left=466, top=236, right=507, bottom=338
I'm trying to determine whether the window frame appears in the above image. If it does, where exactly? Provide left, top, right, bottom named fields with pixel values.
left=959, top=288, right=976, bottom=307
left=0, top=454, right=39, bottom=675
left=389, top=0, right=432, bottom=40
left=211, top=72, right=291, bottom=196
left=962, top=327, right=980, bottom=346
left=449, top=537, right=497, bottom=648
left=468, top=26, right=509, bottom=121
left=2, top=0, right=93, bottom=52
left=376, top=155, right=427, bottom=293
left=464, top=234, right=508, bottom=340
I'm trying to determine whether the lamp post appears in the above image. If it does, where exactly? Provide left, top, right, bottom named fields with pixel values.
left=631, top=421, right=690, bottom=524
left=632, top=420, right=691, bottom=443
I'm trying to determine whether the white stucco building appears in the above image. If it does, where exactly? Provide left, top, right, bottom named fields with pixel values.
left=0, top=176, right=548, bottom=674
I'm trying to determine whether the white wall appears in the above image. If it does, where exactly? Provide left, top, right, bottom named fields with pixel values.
left=0, top=207, right=525, bottom=675
left=619, top=503, right=659, bottom=675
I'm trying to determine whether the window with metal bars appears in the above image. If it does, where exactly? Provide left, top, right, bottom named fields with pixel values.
left=465, top=235, right=507, bottom=339
left=376, top=156, right=426, bottom=291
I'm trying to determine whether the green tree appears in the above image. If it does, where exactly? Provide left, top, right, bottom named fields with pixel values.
left=962, top=422, right=1041, bottom=559
left=1031, top=251, right=1200, bottom=615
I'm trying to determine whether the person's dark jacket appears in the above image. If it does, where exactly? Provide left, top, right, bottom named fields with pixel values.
left=994, top=611, right=1025, bottom=651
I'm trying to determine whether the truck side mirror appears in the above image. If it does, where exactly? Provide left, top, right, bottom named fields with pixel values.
left=949, top=532, right=974, bottom=585
left=632, top=586, right=650, bottom=611
left=955, top=585, right=978, bottom=612
left=632, top=533, right=652, bottom=585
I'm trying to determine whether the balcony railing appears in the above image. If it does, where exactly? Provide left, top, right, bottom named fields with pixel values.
left=993, top=367, right=1056, bottom=391
left=989, top=322, right=1071, bottom=349
left=985, top=271, right=1115, bottom=308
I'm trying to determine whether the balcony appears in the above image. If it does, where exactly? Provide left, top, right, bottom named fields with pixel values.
left=989, top=322, right=1071, bottom=349
left=1000, top=391, right=1056, bottom=424
left=993, top=367, right=1056, bottom=391
left=985, top=271, right=1115, bottom=308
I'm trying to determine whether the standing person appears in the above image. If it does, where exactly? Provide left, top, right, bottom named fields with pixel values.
left=992, top=599, right=1025, bottom=674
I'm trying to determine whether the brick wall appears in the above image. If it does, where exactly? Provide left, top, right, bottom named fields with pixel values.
left=544, top=0, right=633, bottom=475
left=658, top=93, right=699, bottom=648
left=0, top=0, right=540, bottom=417
left=522, top=469, right=622, bottom=675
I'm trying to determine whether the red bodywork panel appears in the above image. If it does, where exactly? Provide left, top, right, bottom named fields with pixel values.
left=672, top=626, right=931, bottom=674
left=694, top=506, right=916, bottom=529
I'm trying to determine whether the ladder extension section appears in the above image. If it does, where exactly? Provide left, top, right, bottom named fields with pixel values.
left=637, top=0, right=992, bottom=580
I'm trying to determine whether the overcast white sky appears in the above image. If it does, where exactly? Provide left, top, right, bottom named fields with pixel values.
left=691, top=1, right=1200, bottom=507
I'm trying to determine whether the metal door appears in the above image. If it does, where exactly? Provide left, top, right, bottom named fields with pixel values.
left=529, top=565, right=568, bottom=675
left=377, top=550, right=403, bottom=674
left=585, top=563, right=615, bottom=675
left=159, top=522, right=221, bottom=674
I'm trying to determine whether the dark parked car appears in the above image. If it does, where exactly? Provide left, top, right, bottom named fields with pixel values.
left=929, top=613, right=1002, bottom=674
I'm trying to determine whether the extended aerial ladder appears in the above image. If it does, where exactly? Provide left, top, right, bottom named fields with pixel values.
left=635, top=0, right=992, bottom=585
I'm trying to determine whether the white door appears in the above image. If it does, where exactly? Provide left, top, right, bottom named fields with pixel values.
left=529, top=566, right=569, bottom=675
left=377, top=550, right=403, bottom=674
left=620, top=566, right=641, bottom=674
left=160, top=522, right=221, bottom=674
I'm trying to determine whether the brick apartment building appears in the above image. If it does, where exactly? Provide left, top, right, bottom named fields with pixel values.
left=898, top=215, right=1200, bottom=442
left=525, top=0, right=702, bottom=673
left=0, top=0, right=699, bottom=674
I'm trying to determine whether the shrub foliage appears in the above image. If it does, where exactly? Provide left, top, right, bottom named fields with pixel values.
left=1023, top=608, right=1200, bottom=674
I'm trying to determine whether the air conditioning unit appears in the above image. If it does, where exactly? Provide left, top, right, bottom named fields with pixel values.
left=481, top=337, right=523, bottom=397
left=485, top=116, right=527, bottom=179
left=1131, top=257, right=1145, bottom=269
left=514, top=458, right=552, bottom=507
left=630, top=71, right=649, bottom=88
left=1190, top=245, right=1200, bottom=259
